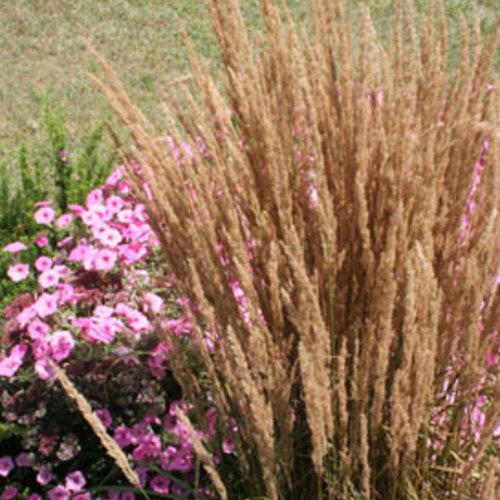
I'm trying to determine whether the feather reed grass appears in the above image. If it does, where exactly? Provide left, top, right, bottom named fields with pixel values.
left=89, top=0, right=499, bottom=497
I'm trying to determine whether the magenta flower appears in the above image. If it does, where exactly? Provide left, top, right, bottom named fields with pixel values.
left=7, top=263, right=29, bottom=282
left=2, top=486, right=18, bottom=500
left=34, top=206, right=55, bottom=225
left=0, top=456, right=14, bottom=477
left=0, top=344, right=28, bottom=377
left=27, top=496, right=42, bottom=500
left=2, top=241, right=27, bottom=254
left=36, top=465, right=54, bottom=485
left=15, top=452, right=33, bottom=467
left=73, top=494, right=91, bottom=500
left=120, top=493, right=135, bottom=500
left=95, top=408, right=113, bottom=429
left=65, top=470, right=86, bottom=492
left=56, top=213, right=73, bottom=229
left=48, top=485, right=70, bottom=500
left=35, top=234, right=49, bottom=247
left=50, top=330, right=75, bottom=362
left=150, top=475, right=170, bottom=494
left=105, top=168, right=123, bottom=187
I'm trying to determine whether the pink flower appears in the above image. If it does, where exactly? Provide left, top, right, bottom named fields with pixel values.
left=95, top=408, right=112, bottom=429
left=28, top=319, right=50, bottom=340
left=34, top=206, right=55, bottom=225
left=55, top=213, right=73, bottom=229
left=17, top=306, right=37, bottom=328
left=34, top=200, right=51, bottom=208
left=0, top=456, right=14, bottom=476
left=150, top=475, right=170, bottom=494
left=2, top=486, right=18, bottom=500
left=50, top=330, right=75, bottom=362
left=0, top=344, right=28, bottom=377
left=65, top=470, right=86, bottom=492
left=35, top=234, right=49, bottom=247
left=94, top=248, right=117, bottom=271
left=34, top=292, right=60, bottom=318
left=2, top=241, right=27, bottom=253
left=34, top=358, right=55, bottom=380
left=38, top=268, right=61, bottom=289
left=35, top=256, right=53, bottom=272
left=36, top=465, right=54, bottom=485
left=94, top=305, right=114, bottom=317
left=28, top=495, right=42, bottom=500
left=48, top=485, right=70, bottom=500
left=7, top=263, right=29, bottom=282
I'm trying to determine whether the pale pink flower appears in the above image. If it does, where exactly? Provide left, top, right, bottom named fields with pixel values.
left=7, top=263, right=29, bottom=282
left=17, top=306, right=37, bottom=328
left=35, top=256, right=53, bottom=272
left=50, top=330, right=75, bottom=362
left=34, top=206, right=55, bottom=225
left=94, top=305, right=114, bottom=317
left=65, top=470, right=86, bottom=492
left=0, top=344, right=28, bottom=377
left=28, top=319, right=50, bottom=340
left=34, top=358, right=55, bottom=380
left=143, top=292, right=164, bottom=313
left=86, top=188, right=104, bottom=207
left=117, top=209, right=134, bottom=223
left=56, top=213, right=73, bottom=229
left=106, top=195, right=124, bottom=215
left=94, top=248, right=117, bottom=271
left=34, top=292, right=59, bottom=318
left=2, top=241, right=27, bottom=253
left=97, top=228, right=122, bottom=247
left=35, top=234, right=49, bottom=247
left=38, top=268, right=61, bottom=289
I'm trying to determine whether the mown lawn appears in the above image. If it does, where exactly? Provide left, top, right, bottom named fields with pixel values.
left=0, top=0, right=497, bottom=163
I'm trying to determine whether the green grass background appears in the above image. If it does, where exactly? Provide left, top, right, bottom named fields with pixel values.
left=0, top=0, right=498, bottom=164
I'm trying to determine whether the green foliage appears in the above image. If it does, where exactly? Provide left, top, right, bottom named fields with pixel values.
left=0, top=100, right=117, bottom=312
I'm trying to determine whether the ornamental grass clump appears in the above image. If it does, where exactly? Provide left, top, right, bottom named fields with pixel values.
left=91, top=0, right=498, bottom=497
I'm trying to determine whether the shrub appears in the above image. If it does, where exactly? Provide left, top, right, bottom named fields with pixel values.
left=90, top=0, right=499, bottom=498
left=0, top=166, right=231, bottom=498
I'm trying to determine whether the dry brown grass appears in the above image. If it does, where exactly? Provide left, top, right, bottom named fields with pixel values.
left=90, top=0, right=499, bottom=498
